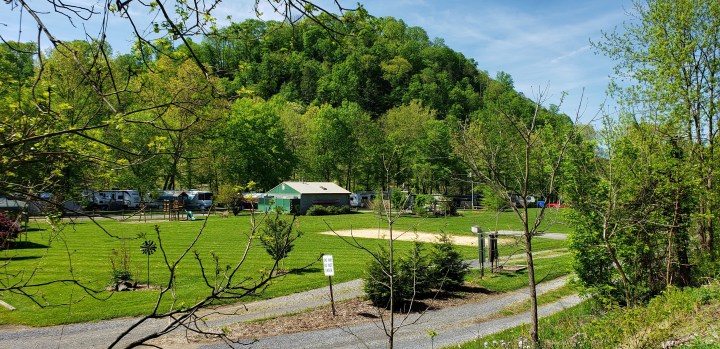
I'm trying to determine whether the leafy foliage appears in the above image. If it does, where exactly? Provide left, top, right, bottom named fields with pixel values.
left=305, top=205, right=352, bottom=216
left=259, top=210, right=301, bottom=269
left=364, top=237, right=469, bottom=309
left=429, top=233, right=470, bottom=291
left=0, top=212, right=21, bottom=249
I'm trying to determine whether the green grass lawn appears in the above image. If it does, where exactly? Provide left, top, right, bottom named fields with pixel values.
left=0, top=209, right=570, bottom=326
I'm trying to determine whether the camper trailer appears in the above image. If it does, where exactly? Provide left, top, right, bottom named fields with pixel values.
left=91, top=189, right=142, bottom=210
left=187, top=190, right=213, bottom=210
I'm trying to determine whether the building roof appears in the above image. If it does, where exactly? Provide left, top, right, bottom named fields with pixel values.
left=280, top=182, right=351, bottom=195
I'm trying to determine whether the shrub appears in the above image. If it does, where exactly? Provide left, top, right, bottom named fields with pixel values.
left=306, top=205, right=330, bottom=216
left=399, top=241, right=432, bottom=297
left=429, top=233, right=470, bottom=291
left=259, top=210, right=301, bottom=270
left=305, top=205, right=351, bottom=216
left=364, top=242, right=433, bottom=309
left=364, top=245, right=404, bottom=308
left=0, top=212, right=21, bottom=249
left=391, top=190, right=409, bottom=210
left=413, top=194, right=433, bottom=215
left=336, top=205, right=352, bottom=214
left=110, top=243, right=134, bottom=288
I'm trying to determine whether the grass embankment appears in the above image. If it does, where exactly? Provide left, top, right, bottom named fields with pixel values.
left=0, top=209, right=570, bottom=326
left=455, top=281, right=720, bottom=349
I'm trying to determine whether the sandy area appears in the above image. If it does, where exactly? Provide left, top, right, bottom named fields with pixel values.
left=320, top=229, right=516, bottom=246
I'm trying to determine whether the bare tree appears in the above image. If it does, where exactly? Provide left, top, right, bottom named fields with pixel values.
left=456, top=85, right=585, bottom=346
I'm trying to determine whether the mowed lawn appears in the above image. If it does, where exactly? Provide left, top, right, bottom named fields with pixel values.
left=0, top=209, right=571, bottom=326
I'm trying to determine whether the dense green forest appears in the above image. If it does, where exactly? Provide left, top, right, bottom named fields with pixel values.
left=0, top=10, right=570, bottom=199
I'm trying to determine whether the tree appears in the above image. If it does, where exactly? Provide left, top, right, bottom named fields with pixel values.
left=567, top=0, right=720, bottom=306
left=593, top=0, right=720, bottom=255
left=259, top=208, right=302, bottom=271
left=211, top=97, right=295, bottom=190
left=306, top=102, right=371, bottom=188
left=566, top=117, right=695, bottom=306
left=1, top=1, right=354, bottom=346
left=456, top=82, right=578, bottom=346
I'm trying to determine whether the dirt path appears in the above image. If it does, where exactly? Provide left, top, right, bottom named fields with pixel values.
left=321, top=229, right=516, bottom=246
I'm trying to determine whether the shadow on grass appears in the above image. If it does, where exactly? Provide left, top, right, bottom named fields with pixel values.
left=9, top=241, right=49, bottom=249
left=287, top=267, right=322, bottom=275
left=0, top=255, right=41, bottom=261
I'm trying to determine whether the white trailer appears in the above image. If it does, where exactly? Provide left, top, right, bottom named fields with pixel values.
left=91, top=189, right=142, bottom=210
left=187, top=190, right=213, bottom=210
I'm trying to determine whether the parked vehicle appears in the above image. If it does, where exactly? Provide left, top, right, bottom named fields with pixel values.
left=350, top=192, right=376, bottom=208
left=187, top=190, right=213, bottom=210
left=89, top=189, right=142, bottom=210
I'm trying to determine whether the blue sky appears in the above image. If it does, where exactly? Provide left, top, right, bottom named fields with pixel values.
left=353, top=0, right=631, bottom=123
left=1, top=0, right=631, bottom=123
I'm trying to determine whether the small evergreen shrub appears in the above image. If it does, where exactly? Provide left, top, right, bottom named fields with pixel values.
left=364, top=244, right=409, bottom=308
left=429, top=233, right=470, bottom=291
left=364, top=237, right=469, bottom=309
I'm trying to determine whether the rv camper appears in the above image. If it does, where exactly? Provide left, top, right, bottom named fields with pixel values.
left=187, top=190, right=213, bottom=210
left=90, top=189, right=142, bottom=210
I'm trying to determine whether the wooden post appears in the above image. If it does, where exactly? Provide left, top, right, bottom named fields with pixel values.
left=328, top=276, right=336, bottom=316
left=323, top=254, right=336, bottom=316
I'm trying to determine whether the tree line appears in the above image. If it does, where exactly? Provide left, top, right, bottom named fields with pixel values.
left=2, top=11, right=565, bottom=202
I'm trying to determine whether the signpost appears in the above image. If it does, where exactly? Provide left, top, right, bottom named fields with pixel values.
left=323, top=254, right=336, bottom=316
left=471, top=226, right=484, bottom=278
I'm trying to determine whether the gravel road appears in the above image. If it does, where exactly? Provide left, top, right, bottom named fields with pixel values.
left=194, top=276, right=579, bottom=349
left=0, top=280, right=364, bottom=349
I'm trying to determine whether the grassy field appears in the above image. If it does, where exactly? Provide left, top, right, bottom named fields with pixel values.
left=0, top=208, right=570, bottom=326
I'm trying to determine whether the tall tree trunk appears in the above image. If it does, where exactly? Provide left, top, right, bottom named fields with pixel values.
left=524, top=230, right=539, bottom=346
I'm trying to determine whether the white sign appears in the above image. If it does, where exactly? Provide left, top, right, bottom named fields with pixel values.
left=323, top=255, right=335, bottom=276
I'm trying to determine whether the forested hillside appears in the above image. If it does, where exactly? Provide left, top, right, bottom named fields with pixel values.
left=0, top=10, right=570, bottom=200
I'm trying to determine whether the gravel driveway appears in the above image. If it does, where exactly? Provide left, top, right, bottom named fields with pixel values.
left=194, top=276, right=579, bottom=349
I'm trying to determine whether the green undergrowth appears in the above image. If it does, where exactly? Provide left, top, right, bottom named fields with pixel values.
left=453, top=281, right=720, bottom=349
left=498, top=284, right=577, bottom=317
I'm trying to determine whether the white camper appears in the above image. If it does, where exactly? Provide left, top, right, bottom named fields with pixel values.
left=91, top=189, right=142, bottom=210
left=187, top=190, right=213, bottom=210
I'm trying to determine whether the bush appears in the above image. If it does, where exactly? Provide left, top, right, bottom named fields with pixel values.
left=110, top=243, right=134, bottom=287
left=306, top=205, right=330, bottom=216
left=413, top=194, right=433, bottom=215
left=429, top=233, right=470, bottom=291
left=364, top=244, right=412, bottom=309
left=305, top=205, right=351, bottom=216
left=364, top=238, right=469, bottom=309
left=0, top=212, right=21, bottom=249
left=391, top=190, right=409, bottom=210
left=399, top=242, right=432, bottom=298
left=259, top=210, right=301, bottom=271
